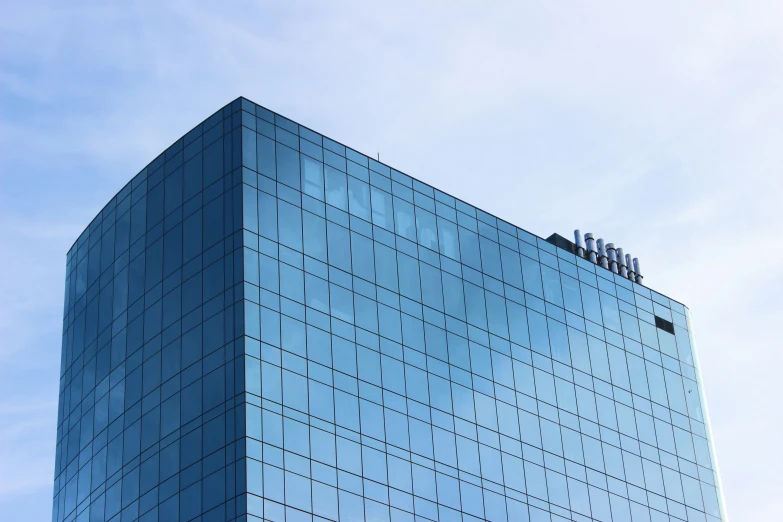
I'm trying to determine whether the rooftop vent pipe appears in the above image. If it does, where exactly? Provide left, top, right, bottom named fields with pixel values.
left=584, top=233, right=597, bottom=263
left=606, top=243, right=619, bottom=274
left=616, top=247, right=628, bottom=277
left=633, top=258, right=643, bottom=285
left=569, top=229, right=644, bottom=284
left=574, top=230, right=585, bottom=258
left=596, top=238, right=609, bottom=269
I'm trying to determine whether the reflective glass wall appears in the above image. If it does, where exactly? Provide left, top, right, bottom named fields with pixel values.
left=56, top=97, right=726, bottom=522
left=237, top=98, right=724, bottom=522
left=55, top=102, right=247, bottom=522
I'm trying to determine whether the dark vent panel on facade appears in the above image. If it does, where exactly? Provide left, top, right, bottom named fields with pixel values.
left=655, top=315, right=675, bottom=334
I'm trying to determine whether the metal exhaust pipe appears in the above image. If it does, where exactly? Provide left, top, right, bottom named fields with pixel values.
left=585, top=233, right=597, bottom=263
left=617, top=247, right=628, bottom=277
left=597, top=238, right=609, bottom=269
left=633, top=258, right=643, bottom=285
left=606, top=243, right=619, bottom=274
left=573, top=230, right=643, bottom=282
left=574, top=229, right=585, bottom=258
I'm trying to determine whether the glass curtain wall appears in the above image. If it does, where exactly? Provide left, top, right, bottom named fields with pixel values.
left=54, top=97, right=725, bottom=522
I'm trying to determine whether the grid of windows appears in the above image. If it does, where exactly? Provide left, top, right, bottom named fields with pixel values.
left=54, top=97, right=726, bottom=522
left=54, top=104, right=246, bottom=522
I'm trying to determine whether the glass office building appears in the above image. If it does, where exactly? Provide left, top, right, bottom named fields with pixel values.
left=54, top=97, right=726, bottom=522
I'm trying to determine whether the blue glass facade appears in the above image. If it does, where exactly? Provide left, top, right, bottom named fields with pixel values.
left=54, top=97, right=726, bottom=522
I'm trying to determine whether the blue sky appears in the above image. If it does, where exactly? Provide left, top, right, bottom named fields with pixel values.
left=1, top=1, right=782, bottom=520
